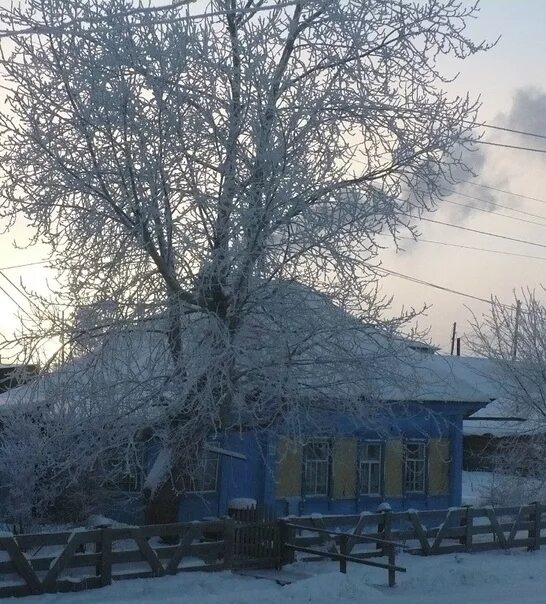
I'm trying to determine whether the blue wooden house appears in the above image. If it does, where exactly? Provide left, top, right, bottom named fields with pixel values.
left=0, top=284, right=493, bottom=524
left=178, top=354, right=492, bottom=521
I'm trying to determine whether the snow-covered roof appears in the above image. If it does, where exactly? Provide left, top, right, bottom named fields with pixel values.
left=0, top=379, right=51, bottom=409
left=0, top=364, right=39, bottom=399
left=463, top=397, right=541, bottom=437
left=0, top=363, right=38, bottom=372
left=380, top=354, right=496, bottom=405
left=0, top=283, right=493, bottom=413
left=458, top=357, right=545, bottom=437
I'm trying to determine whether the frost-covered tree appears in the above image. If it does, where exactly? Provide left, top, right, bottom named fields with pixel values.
left=0, top=0, right=488, bottom=521
left=469, top=291, right=546, bottom=504
left=469, top=291, right=546, bottom=424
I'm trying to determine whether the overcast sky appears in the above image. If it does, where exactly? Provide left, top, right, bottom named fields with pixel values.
left=379, top=0, right=546, bottom=351
left=1, top=0, right=546, bottom=355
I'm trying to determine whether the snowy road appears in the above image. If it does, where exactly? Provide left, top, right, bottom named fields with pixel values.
left=18, top=547, right=546, bottom=603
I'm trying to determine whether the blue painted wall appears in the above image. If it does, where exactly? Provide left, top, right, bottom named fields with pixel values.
left=178, top=431, right=268, bottom=521
left=175, top=401, right=479, bottom=522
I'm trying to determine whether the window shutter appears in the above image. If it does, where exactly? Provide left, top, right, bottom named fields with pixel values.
left=384, top=439, right=403, bottom=497
left=276, top=436, right=303, bottom=498
left=428, top=438, right=450, bottom=496
left=332, top=438, right=357, bottom=498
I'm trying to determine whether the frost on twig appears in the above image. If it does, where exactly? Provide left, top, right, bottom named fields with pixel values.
left=0, top=0, right=489, bottom=523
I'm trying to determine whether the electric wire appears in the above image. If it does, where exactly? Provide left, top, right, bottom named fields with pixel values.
left=441, top=198, right=546, bottom=229
left=370, top=264, right=516, bottom=311
left=479, top=123, right=546, bottom=141
left=0, top=260, right=48, bottom=271
left=475, top=140, right=546, bottom=154
left=460, top=181, right=546, bottom=207
left=420, top=217, right=546, bottom=250
left=384, top=235, right=546, bottom=262
left=443, top=188, right=546, bottom=222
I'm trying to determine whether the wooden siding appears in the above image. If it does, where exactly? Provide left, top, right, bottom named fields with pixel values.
left=276, top=437, right=302, bottom=497
left=428, top=438, right=450, bottom=496
left=332, top=438, right=357, bottom=498
left=384, top=440, right=403, bottom=497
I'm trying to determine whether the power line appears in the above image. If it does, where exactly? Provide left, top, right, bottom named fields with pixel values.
left=371, top=264, right=515, bottom=310
left=480, top=123, right=546, bottom=142
left=476, top=140, right=546, bottom=154
left=444, top=188, right=546, bottom=222
left=441, top=197, right=546, bottom=229
left=0, top=283, right=36, bottom=323
left=388, top=234, right=546, bottom=262
left=0, top=0, right=302, bottom=37
left=158, top=0, right=301, bottom=21
left=460, top=181, right=546, bottom=207
left=0, top=260, right=48, bottom=272
left=0, top=270, right=44, bottom=316
left=421, top=217, right=546, bottom=250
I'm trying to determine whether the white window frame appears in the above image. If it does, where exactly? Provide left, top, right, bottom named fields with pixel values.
left=187, top=446, right=220, bottom=494
left=116, top=469, right=144, bottom=493
left=102, top=449, right=145, bottom=494
left=359, top=441, right=383, bottom=496
left=302, top=439, right=331, bottom=497
left=404, top=440, right=427, bottom=494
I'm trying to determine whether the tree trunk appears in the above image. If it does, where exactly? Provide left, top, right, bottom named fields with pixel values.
left=144, top=480, right=180, bottom=527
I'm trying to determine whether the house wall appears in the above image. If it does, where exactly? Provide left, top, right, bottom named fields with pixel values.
left=178, top=432, right=269, bottom=522
left=175, top=402, right=471, bottom=521
left=272, top=406, right=460, bottom=516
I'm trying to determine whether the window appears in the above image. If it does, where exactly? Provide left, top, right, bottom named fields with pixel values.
left=303, top=440, right=331, bottom=496
left=404, top=441, right=427, bottom=493
left=116, top=470, right=144, bottom=493
left=101, top=448, right=144, bottom=493
left=188, top=447, right=220, bottom=493
left=359, top=442, right=383, bottom=496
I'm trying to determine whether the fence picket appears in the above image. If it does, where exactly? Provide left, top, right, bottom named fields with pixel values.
left=131, top=528, right=164, bottom=576
left=0, top=504, right=545, bottom=599
left=100, top=528, right=113, bottom=586
left=42, top=531, right=85, bottom=591
left=407, top=511, right=432, bottom=555
left=165, top=524, right=202, bottom=574
left=465, top=507, right=473, bottom=552
left=484, top=507, right=508, bottom=549
left=528, top=502, right=541, bottom=551
left=0, top=536, right=43, bottom=595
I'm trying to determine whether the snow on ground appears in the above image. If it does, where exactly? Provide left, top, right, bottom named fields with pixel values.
left=21, top=547, right=546, bottom=604
left=462, top=470, right=494, bottom=506
left=462, top=469, right=546, bottom=506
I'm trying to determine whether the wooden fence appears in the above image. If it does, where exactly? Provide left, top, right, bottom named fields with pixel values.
left=279, top=520, right=407, bottom=586
left=1, top=503, right=546, bottom=598
left=0, top=519, right=236, bottom=598
left=232, top=507, right=280, bottom=569
left=288, top=502, right=546, bottom=556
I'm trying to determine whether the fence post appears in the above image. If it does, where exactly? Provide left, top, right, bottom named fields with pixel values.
left=387, top=542, right=396, bottom=588
left=381, top=510, right=395, bottom=587
left=100, top=527, right=113, bottom=586
left=382, top=509, right=392, bottom=544
left=93, top=522, right=113, bottom=583
left=223, top=517, right=235, bottom=570
left=376, top=503, right=391, bottom=550
left=528, top=501, right=541, bottom=552
left=278, top=520, right=296, bottom=565
left=459, top=506, right=473, bottom=552
left=339, top=535, right=348, bottom=574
